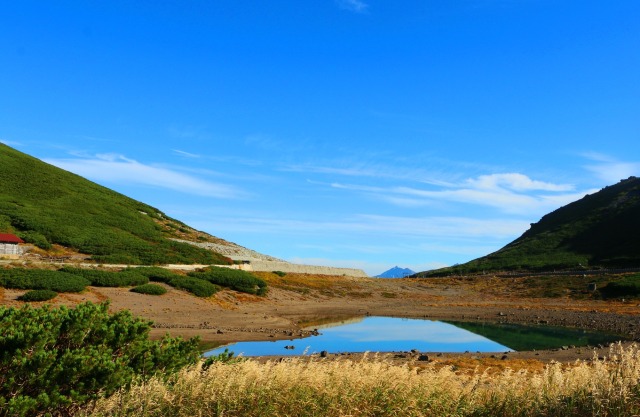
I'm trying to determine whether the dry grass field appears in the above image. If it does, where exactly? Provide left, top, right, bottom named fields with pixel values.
left=82, top=343, right=640, bottom=417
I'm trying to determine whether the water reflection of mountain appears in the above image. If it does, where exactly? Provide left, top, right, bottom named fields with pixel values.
left=445, top=321, right=624, bottom=351
left=304, top=316, right=365, bottom=331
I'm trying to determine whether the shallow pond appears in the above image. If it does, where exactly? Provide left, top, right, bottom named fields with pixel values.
left=205, top=316, right=624, bottom=357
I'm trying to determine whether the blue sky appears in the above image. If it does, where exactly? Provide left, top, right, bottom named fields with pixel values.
left=1, top=1, right=639, bottom=276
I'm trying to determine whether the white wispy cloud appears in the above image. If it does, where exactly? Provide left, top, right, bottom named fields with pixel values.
left=195, top=214, right=529, bottom=239
left=336, top=0, right=369, bottom=13
left=392, top=186, right=590, bottom=215
left=465, top=173, right=574, bottom=192
left=173, top=149, right=201, bottom=158
left=329, top=172, right=588, bottom=215
left=358, top=215, right=529, bottom=238
left=286, top=162, right=458, bottom=187
left=44, top=153, right=244, bottom=199
left=582, top=152, right=640, bottom=183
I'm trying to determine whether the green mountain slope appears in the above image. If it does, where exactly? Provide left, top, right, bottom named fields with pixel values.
left=0, top=143, right=231, bottom=265
left=418, top=177, right=640, bottom=276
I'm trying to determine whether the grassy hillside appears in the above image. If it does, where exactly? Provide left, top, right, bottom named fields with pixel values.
left=0, top=143, right=231, bottom=265
left=418, top=177, right=640, bottom=276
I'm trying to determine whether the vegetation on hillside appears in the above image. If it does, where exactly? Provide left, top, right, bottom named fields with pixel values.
left=0, top=143, right=231, bottom=265
left=418, top=177, right=640, bottom=276
left=131, top=266, right=217, bottom=297
left=0, top=268, right=90, bottom=293
left=600, top=273, right=640, bottom=299
left=59, top=266, right=149, bottom=287
left=0, top=302, right=202, bottom=417
left=188, top=266, right=268, bottom=296
left=0, top=266, right=267, bottom=298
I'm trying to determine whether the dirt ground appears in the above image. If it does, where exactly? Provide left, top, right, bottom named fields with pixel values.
left=2, top=273, right=640, bottom=365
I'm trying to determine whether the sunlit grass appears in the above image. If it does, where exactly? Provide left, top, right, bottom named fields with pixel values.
left=83, top=343, right=640, bottom=417
left=254, top=271, right=372, bottom=298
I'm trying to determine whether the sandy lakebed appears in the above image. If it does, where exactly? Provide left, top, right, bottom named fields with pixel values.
left=2, top=273, right=640, bottom=365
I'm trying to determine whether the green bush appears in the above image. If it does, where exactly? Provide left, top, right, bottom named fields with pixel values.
left=273, top=270, right=287, bottom=277
left=0, top=269, right=89, bottom=292
left=0, top=301, right=200, bottom=417
left=132, top=268, right=217, bottom=297
left=17, top=289, right=57, bottom=302
left=16, top=230, right=52, bottom=250
left=134, top=267, right=183, bottom=283
left=189, top=267, right=267, bottom=295
left=168, top=276, right=218, bottom=297
left=59, top=267, right=149, bottom=287
left=600, top=274, right=640, bottom=298
left=130, top=284, right=167, bottom=295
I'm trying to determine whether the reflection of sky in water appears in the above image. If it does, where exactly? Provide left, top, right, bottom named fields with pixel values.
left=205, top=317, right=512, bottom=357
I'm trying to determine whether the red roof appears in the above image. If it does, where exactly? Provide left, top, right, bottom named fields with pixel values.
left=0, top=233, right=24, bottom=244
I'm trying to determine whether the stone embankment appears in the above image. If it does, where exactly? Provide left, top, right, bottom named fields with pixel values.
left=152, top=322, right=320, bottom=339
left=246, top=260, right=368, bottom=277
left=171, top=239, right=284, bottom=262
left=172, top=239, right=369, bottom=278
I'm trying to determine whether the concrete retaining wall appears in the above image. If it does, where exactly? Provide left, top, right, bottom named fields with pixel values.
left=166, top=261, right=368, bottom=277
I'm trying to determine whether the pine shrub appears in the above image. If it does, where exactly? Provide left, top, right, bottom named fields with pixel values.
left=0, top=269, right=89, bottom=292
left=188, top=267, right=267, bottom=295
left=134, top=267, right=183, bottom=283
left=0, top=301, right=200, bottom=417
left=60, top=267, right=149, bottom=287
left=167, top=276, right=218, bottom=297
left=130, top=283, right=167, bottom=295
left=17, top=289, right=58, bottom=302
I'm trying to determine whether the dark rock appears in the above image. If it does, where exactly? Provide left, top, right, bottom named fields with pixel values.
left=418, top=355, right=429, bottom=361
left=320, top=350, right=328, bottom=358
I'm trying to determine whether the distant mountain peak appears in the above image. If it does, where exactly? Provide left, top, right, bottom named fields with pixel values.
left=375, top=266, right=415, bottom=278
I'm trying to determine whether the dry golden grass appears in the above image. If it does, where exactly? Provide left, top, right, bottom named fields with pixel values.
left=427, top=356, right=546, bottom=375
left=256, top=271, right=361, bottom=289
left=254, top=271, right=373, bottom=298
left=83, top=343, right=640, bottom=417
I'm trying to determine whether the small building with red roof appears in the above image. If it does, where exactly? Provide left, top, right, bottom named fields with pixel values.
left=0, top=233, right=25, bottom=259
